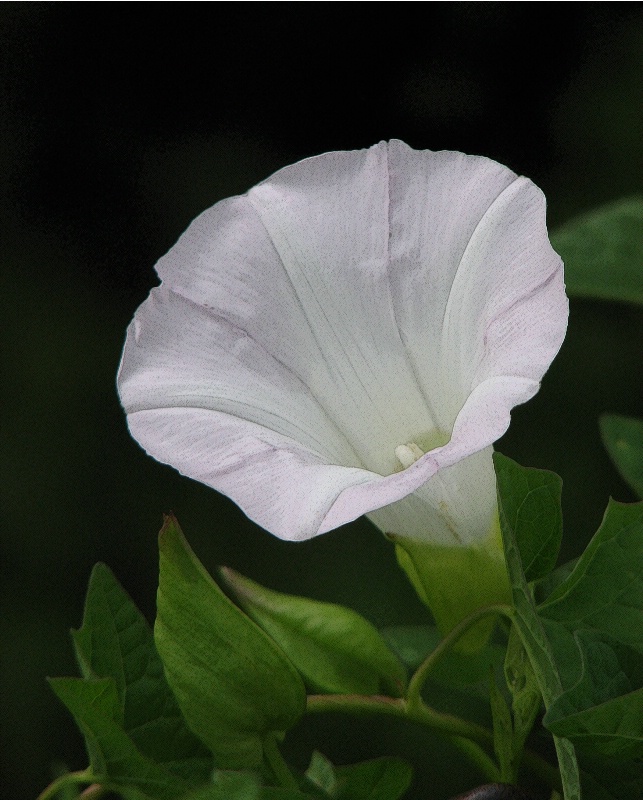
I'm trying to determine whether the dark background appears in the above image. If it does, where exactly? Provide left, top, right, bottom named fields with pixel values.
left=2, top=3, right=642, bottom=799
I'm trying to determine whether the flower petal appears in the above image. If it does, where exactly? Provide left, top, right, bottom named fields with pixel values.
left=118, top=283, right=358, bottom=467
left=140, top=143, right=435, bottom=477
left=367, top=447, right=497, bottom=546
left=126, top=407, right=371, bottom=541
left=118, top=142, right=567, bottom=543
left=385, top=140, right=566, bottom=427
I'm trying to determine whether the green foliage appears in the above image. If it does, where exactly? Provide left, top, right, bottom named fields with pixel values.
left=538, top=500, right=643, bottom=760
left=182, top=771, right=262, bottom=800
left=489, top=674, right=514, bottom=783
left=381, top=624, right=505, bottom=690
left=154, top=515, right=306, bottom=770
left=181, top=756, right=413, bottom=800
left=49, top=677, right=197, bottom=798
left=219, top=567, right=406, bottom=697
left=600, top=414, right=643, bottom=499
left=46, top=521, right=414, bottom=800
left=493, top=453, right=562, bottom=583
left=333, top=757, right=413, bottom=800
left=48, top=562, right=213, bottom=798
left=302, top=754, right=413, bottom=800
left=392, top=531, right=512, bottom=652
left=70, top=563, right=212, bottom=780
left=577, top=757, right=643, bottom=800
left=551, top=196, right=643, bottom=306
left=378, top=625, right=441, bottom=670
left=539, top=500, right=643, bottom=652
left=533, top=558, right=579, bottom=605
left=45, top=462, right=642, bottom=800
left=305, top=752, right=338, bottom=795
left=496, top=453, right=643, bottom=799
left=503, top=628, right=542, bottom=776
left=495, top=452, right=582, bottom=800
left=543, top=632, right=643, bottom=759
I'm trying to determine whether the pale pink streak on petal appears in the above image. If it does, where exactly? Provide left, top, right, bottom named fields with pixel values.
left=118, top=141, right=568, bottom=544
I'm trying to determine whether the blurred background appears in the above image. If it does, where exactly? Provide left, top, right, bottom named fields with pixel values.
left=2, top=4, right=642, bottom=798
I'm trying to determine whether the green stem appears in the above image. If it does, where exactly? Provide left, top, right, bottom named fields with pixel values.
left=450, top=736, right=500, bottom=783
left=36, top=770, right=97, bottom=800
left=80, top=786, right=108, bottom=799
left=263, top=734, right=299, bottom=791
left=407, top=603, right=514, bottom=711
left=306, top=693, right=560, bottom=794
left=307, top=693, right=495, bottom=779
left=307, top=694, right=490, bottom=745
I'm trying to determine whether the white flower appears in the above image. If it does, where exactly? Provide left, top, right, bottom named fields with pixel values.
left=118, top=140, right=567, bottom=551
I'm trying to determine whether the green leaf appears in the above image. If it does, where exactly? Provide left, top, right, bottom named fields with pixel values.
left=189, top=772, right=322, bottom=800
left=48, top=677, right=197, bottom=799
left=334, top=757, right=413, bottom=800
left=600, top=415, right=643, bottom=499
left=181, top=771, right=262, bottom=800
left=261, top=790, right=317, bottom=800
left=379, top=625, right=441, bottom=670
left=551, top=196, right=643, bottom=306
left=154, top=515, right=306, bottom=769
left=534, top=558, right=579, bottom=605
left=559, top=685, right=643, bottom=760
left=536, top=502, right=643, bottom=759
left=305, top=752, right=337, bottom=795
left=539, top=500, right=643, bottom=653
left=71, top=563, right=212, bottom=782
left=109, top=787, right=154, bottom=800
left=219, top=567, right=406, bottom=697
left=495, top=452, right=581, bottom=800
left=578, top=756, right=643, bottom=800
left=493, top=452, right=563, bottom=583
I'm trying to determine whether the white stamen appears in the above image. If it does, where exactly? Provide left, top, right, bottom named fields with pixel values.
left=395, top=442, right=425, bottom=470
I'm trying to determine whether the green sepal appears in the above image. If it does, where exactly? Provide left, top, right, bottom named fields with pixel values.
left=551, top=196, right=643, bottom=306
left=493, top=452, right=563, bottom=583
left=599, top=414, right=643, bottom=499
left=392, top=523, right=511, bottom=652
left=219, top=567, right=407, bottom=697
left=154, top=515, right=306, bottom=770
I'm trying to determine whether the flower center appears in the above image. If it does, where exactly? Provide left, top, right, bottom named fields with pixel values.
left=394, top=442, right=425, bottom=470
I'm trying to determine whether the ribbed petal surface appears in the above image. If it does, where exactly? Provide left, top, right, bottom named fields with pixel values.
left=118, top=141, right=567, bottom=543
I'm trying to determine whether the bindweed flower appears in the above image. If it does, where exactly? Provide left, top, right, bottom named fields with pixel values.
left=118, top=141, right=567, bottom=640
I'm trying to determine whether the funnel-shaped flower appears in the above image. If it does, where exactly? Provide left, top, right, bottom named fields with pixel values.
left=118, top=141, right=567, bottom=637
